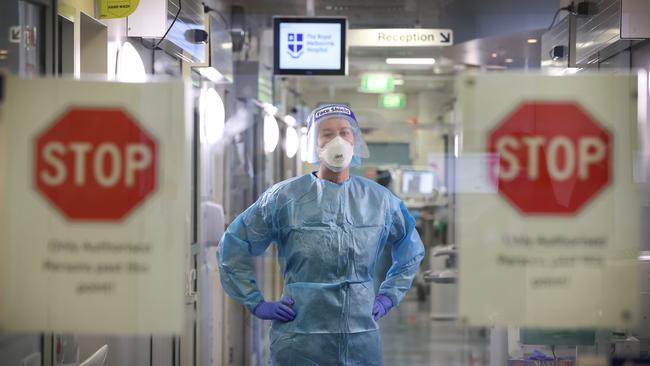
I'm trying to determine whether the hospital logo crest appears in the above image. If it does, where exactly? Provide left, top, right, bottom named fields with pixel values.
left=287, top=33, right=304, bottom=58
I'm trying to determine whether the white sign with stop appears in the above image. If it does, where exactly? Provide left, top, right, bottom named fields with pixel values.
left=0, top=75, right=191, bottom=334
left=456, top=73, right=642, bottom=328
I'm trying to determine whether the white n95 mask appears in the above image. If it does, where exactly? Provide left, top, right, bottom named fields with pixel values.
left=318, top=136, right=354, bottom=172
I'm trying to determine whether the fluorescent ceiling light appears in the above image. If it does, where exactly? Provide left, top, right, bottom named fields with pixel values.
left=393, top=79, right=405, bottom=86
left=527, top=38, right=538, bottom=44
left=505, top=58, right=514, bottom=63
left=385, top=58, right=436, bottom=65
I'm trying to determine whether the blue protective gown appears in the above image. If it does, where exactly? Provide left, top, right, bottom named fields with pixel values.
left=217, top=172, right=425, bottom=365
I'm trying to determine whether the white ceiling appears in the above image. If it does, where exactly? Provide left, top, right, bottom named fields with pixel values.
left=444, top=28, right=544, bottom=69
left=239, top=0, right=444, bottom=28
left=296, top=28, right=543, bottom=94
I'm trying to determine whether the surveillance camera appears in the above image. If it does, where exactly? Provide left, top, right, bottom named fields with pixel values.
left=185, top=29, right=208, bottom=44
left=550, top=45, right=567, bottom=61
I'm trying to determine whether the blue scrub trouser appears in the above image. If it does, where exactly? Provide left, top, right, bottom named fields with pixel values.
left=269, top=330, right=382, bottom=366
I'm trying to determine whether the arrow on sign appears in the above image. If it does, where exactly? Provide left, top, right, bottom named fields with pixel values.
left=9, top=26, right=20, bottom=43
left=440, top=32, right=451, bottom=43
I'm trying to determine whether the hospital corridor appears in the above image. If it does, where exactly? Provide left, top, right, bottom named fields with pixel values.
left=1, top=0, right=650, bottom=365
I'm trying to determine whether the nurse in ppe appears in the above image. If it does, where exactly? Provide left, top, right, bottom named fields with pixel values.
left=217, top=104, right=425, bottom=365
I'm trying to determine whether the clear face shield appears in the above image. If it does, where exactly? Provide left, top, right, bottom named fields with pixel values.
left=305, top=104, right=370, bottom=169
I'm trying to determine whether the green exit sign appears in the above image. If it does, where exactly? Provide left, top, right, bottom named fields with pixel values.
left=360, top=73, right=394, bottom=93
left=379, top=93, right=406, bottom=109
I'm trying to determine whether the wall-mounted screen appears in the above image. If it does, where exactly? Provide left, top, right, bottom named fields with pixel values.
left=273, top=17, right=347, bottom=75
left=401, top=170, right=435, bottom=195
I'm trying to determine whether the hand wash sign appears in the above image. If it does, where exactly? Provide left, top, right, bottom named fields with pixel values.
left=279, top=22, right=342, bottom=70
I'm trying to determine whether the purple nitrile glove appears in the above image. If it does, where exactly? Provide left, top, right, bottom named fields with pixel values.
left=253, top=297, right=296, bottom=322
left=527, top=350, right=554, bottom=361
left=372, top=294, right=393, bottom=321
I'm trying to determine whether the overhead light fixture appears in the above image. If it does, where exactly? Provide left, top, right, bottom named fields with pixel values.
left=264, top=113, right=280, bottom=154
left=221, top=42, right=233, bottom=49
left=262, top=102, right=278, bottom=115
left=285, top=126, right=299, bottom=158
left=0, top=49, right=8, bottom=55
left=505, top=58, right=514, bottom=63
left=117, top=41, right=146, bottom=82
left=393, top=79, right=404, bottom=86
left=491, top=52, right=498, bottom=58
left=284, top=114, right=297, bottom=126
left=385, top=58, right=436, bottom=65
left=200, top=87, right=225, bottom=144
left=527, top=38, right=538, bottom=44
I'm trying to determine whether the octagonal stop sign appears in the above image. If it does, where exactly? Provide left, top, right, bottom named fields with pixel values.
left=488, top=101, right=611, bottom=214
left=35, top=108, right=158, bottom=220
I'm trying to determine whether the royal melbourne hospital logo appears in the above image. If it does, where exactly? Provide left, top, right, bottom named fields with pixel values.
left=287, top=33, right=304, bottom=58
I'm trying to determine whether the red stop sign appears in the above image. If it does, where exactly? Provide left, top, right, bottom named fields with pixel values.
left=487, top=101, right=611, bottom=214
left=35, top=108, right=158, bottom=220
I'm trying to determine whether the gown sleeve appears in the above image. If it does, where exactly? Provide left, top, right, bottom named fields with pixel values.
left=217, top=189, right=277, bottom=312
left=378, top=198, right=426, bottom=306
